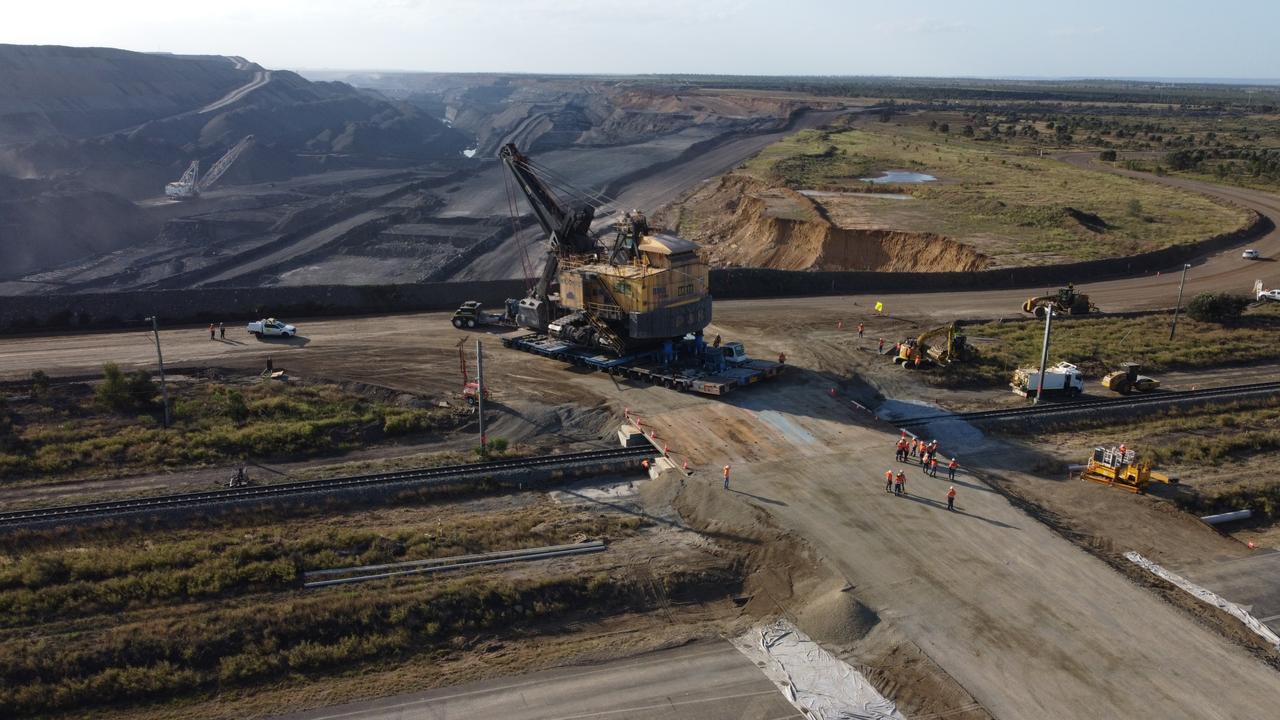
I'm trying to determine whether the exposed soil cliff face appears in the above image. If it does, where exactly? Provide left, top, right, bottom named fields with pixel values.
left=662, top=175, right=988, bottom=273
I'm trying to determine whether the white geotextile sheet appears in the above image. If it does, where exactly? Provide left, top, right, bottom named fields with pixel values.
left=1124, top=551, right=1280, bottom=650
left=733, top=619, right=905, bottom=720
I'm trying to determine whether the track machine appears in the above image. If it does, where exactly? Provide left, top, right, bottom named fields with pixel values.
left=1080, top=446, right=1176, bottom=494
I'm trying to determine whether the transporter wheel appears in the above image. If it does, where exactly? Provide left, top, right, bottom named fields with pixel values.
left=452, top=317, right=464, bottom=328
left=1033, top=305, right=1048, bottom=319
left=466, top=318, right=476, bottom=328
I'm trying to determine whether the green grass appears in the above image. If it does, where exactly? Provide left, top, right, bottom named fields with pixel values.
left=0, top=377, right=462, bottom=483
left=1023, top=396, right=1280, bottom=519
left=0, top=502, right=642, bottom=627
left=738, top=117, right=1251, bottom=264
left=0, top=501, right=664, bottom=717
left=931, top=303, right=1280, bottom=388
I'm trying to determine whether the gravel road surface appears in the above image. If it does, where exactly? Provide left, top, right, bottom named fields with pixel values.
left=269, top=640, right=800, bottom=720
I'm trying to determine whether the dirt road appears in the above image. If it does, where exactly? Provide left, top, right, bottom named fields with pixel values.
left=270, top=640, right=800, bottom=720
left=199, top=69, right=271, bottom=114
left=615, top=375, right=1280, bottom=720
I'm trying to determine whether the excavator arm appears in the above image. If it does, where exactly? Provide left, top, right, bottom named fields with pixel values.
left=498, top=143, right=597, bottom=257
left=498, top=143, right=600, bottom=332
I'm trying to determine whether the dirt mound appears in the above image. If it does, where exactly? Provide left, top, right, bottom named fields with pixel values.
left=0, top=176, right=158, bottom=278
left=794, top=581, right=880, bottom=646
left=663, top=175, right=989, bottom=272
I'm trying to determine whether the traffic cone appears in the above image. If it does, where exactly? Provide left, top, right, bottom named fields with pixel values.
left=682, top=460, right=689, bottom=471
left=837, top=319, right=844, bottom=329
left=1248, top=541, right=1258, bottom=550
left=663, top=444, right=669, bottom=456
left=829, top=387, right=837, bottom=397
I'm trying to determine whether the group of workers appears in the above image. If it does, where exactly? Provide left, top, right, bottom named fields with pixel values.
left=890, top=432, right=958, bottom=510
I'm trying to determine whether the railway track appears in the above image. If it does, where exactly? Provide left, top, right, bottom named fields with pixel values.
left=0, top=446, right=655, bottom=530
left=897, top=380, right=1280, bottom=428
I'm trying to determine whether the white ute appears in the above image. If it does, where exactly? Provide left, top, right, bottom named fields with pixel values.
left=246, top=318, right=297, bottom=338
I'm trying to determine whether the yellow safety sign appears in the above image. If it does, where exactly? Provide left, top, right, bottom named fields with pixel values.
left=874, top=301, right=884, bottom=313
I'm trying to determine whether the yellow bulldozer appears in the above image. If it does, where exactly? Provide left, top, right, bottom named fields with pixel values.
left=1023, top=284, right=1098, bottom=318
left=1080, top=446, right=1176, bottom=494
left=894, top=323, right=975, bottom=368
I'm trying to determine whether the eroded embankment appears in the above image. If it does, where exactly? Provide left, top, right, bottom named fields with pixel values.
left=663, top=175, right=988, bottom=273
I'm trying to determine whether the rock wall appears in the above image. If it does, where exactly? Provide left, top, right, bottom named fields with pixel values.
left=0, top=280, right=528, bottom=332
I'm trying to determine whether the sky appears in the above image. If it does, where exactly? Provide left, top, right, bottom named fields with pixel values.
left=4, top=0, right=1279, bottom=79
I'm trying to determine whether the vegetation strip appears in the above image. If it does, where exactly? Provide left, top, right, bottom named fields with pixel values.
left=898, top=382, right=1280, bottom=426
left=0, top=447, right=655, bottom=529
left=303, top=542, right=608, bottom=588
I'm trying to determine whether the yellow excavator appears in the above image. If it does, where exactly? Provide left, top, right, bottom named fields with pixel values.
left=1080, top=446, right=1176, bottom=494
left=894, top=323, right=975, bottom=368
left=1023, top=284, right=1098, bottom=318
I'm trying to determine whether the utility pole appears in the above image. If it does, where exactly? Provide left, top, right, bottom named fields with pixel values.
left=475, top=339, right=486, bottom=455
left=1034, top=306, right=1054, bottom=405
left=1169, top=263, right=1191, bottom=341
left=145, top=315, right=171, bottom=428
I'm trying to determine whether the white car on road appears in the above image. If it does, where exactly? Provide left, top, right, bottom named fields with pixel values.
left=1259, top=288, right=1280, bottom=302
left=246, top=318, right=297, bottom=338
left=1242, top=249, right=1260, bottom=259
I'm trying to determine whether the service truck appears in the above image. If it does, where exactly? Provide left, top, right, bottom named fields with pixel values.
left=1011, top=361, right=1085, bottom=398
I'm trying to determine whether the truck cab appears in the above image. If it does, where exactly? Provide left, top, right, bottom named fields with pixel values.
left=452, top=301, right=484, bottom=328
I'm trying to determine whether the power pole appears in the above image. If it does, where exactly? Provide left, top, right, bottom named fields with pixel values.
left=1034, top=306, right=1054, bottom=405
left=145, top=315, right=171, bottom=428
left=1169, top=263, right=1191, bottom=341
left=475, top=339, right=486, bottom=455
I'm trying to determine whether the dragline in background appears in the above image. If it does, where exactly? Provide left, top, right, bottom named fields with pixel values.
left=164, top=135, right=255, bottom=199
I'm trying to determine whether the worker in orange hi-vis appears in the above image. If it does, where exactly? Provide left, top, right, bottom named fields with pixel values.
left=895, top=471, right=907, bottom=496
left=946, top=486, right=957, bottom=511
left=930, top=457, right=939, bottom=477
left=885, top=469, right=894, bottom=493
left=723, top=464, right=731, bottom=490
left=948, top=457, right=958, bottom=481
left=857, top=322, right=865, bottom=338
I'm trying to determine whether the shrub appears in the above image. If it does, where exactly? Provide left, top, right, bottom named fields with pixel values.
left=30, top=370, right=50, bottom=398
left=1187, top=292, right=1250, bottom=324
left=95, top=363, right=130, bottom=411
left=95, top=364, right=157, bottom=412
left=223, top=390, right=249, bottom=424
left=1099, top=150, right=1118, bottom=162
